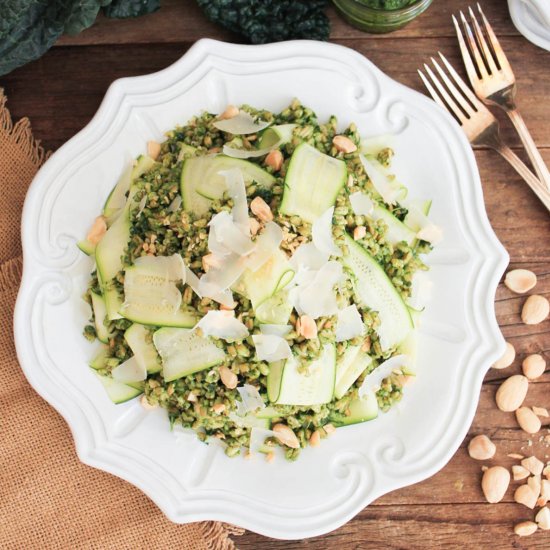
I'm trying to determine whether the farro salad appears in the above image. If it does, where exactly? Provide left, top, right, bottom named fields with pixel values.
left=79, top=100, right=441, bottom=461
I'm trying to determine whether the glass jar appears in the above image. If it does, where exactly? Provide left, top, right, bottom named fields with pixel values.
left=332, top=0, right=434, bottom=34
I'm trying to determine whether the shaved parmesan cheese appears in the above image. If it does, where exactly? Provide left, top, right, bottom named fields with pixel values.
left=259, top=324, right=292, bottom=337
left=219, top=168, right=249, bottom=234
left=289, top=242, right=329, bottom=272
left=196, top=310, right=249, bottom=340
left=198, top=253, right=247, bottom=297
left=416, top=224, right=443, bottom=245
left=358, top=354, right=409, bottom=398
left=250, top=427, right=276, bottom=454
left=295, top=261, right=343, bottom=319
left=213, top=110, right=271, bottom=135
left=349, top=192, right=374, bottom=216
left=184, top=265, right=202, bottom=298
left=360, top=154, right=402, bottom=205
left=112, top=356, right=147, bottom=383
left=208, top=211, right=255, bottom=256
left=404, top=204, right=442, bottom=244
left=245, top=222, right=284, bottom=272
left=408, top=271, right=433, bottom=311
left=312, top=207, right=341, bottom=257
left=236, top=384, right=265, bottom=416
left=252, top=334, right=292, bottom=362
left=335, top=305, right=365, bottom=342
left=167, top=195, right=182, bottom=212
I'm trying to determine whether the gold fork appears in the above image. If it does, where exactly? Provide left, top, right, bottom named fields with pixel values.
left=454, top=4, right=550, bottom=190
left=418, top=54, right=550, bottom=213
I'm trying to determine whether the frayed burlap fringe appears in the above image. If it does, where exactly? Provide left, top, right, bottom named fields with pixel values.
left=202, top=522, right=245, bottom=550
left=0, top=88, right=49, bottom=167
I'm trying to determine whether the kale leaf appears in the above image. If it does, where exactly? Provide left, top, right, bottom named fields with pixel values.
left=103, top=0, right=161, bottom=19
left=0, top=0, right=160, bottom=77
left=63, top=0, right=110, bottom=36
left=197, top=0, right=330, bottom=44
left=0, top=1, right=65, bottom=76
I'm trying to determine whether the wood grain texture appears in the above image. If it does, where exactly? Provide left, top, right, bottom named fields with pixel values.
left=1, top=1, right=549, bottom=548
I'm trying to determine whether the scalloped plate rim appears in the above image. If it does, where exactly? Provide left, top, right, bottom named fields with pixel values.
left=14, top=38, right=508, bottom=540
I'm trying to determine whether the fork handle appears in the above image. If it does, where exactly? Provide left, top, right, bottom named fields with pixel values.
left=496, top=144, right=550, bottom=213
left=507, top=109, right=550, bottom=191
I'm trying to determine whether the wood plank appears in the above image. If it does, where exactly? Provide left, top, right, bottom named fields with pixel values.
left=238, top=503, right=549, bottom=549
left=54, top=0, right=520, bottom=47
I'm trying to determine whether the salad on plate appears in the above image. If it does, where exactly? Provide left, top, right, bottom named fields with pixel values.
left=78, top=99, right=441, bottom=461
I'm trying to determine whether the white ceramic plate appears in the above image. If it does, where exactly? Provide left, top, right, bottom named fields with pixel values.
left=509, top=0, right=550, bottom=52
left=14, top=39, right=508, bottom=540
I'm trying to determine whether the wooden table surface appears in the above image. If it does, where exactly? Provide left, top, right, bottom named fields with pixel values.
left=2, top=1, right=549, bottom=548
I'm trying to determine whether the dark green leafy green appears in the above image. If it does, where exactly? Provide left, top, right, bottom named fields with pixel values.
left=197, top=0, right=330, bottom=44
left=0, top=0, right=160, bottom=77
left=103, top=0, right=160, bottom=19
left=63, top=1, right=105, bottom=36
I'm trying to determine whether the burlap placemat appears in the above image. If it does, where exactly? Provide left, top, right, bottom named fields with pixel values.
left=0, top=89, right=243, bottom=550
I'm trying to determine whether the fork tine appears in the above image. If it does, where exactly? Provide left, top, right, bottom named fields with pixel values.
left=459, top=11, right=488, bottom=78
left=430, top=57, right=473, bottom=116
left=468, top=6, right=498, bottom=74
left=422, top=64, right=467, bottom=124
left=477, top=3, right=514, bottom=75
left=438, top=52, right=485, bottom=110
left=418, top=70, right=450, bottom=114
left=452, top=15, right=480, bottom=85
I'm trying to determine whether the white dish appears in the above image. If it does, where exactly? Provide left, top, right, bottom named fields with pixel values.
left=14, top=39, right=508, bottom=539
left=509, top=0, right=550, bottom=52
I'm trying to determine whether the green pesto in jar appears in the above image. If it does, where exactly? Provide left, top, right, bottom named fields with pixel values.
left=360, top=0, right=416, bottom=9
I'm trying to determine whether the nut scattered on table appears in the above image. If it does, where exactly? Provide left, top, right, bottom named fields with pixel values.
left=508, top=453, right=524, bottom=460
left=504, top=269, right=537, bottom=294
left=535, top=507, right=550, bottom=530
left=514, top=484, right=538, bottom=509
left=481, top=466, right=510, bottom=503
left=532, top=406, right=549, bottom=417
left=522, top=456, right=544, bottom=476
left=516, top=407, right=542, bottom=434
left=512, top=465, right=530, bottom=481
left=468, top=434, right=496, bottom=460
left=514, top=521, right=538, bottom=537
left=522, top=354, right=546, bottom=379
left=491, top=341, right=515, bottom=369
left=521, top=295, right=550, bottom=325
left=495, top=374, right=528, bottom=412
left=528, top=475, right=541, bottom=496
